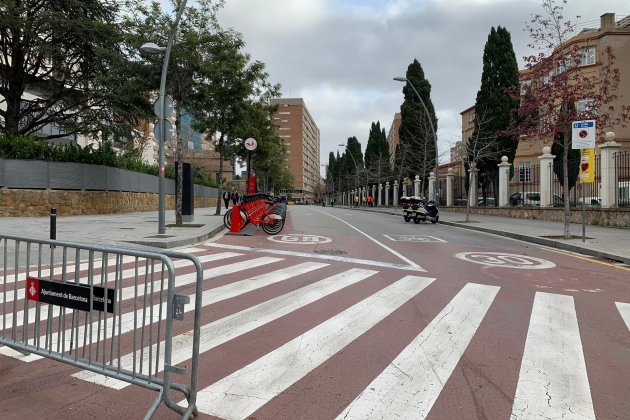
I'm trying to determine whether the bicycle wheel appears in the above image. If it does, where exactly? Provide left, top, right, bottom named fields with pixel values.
left=261, top=217, right=284, bottom=235
left=223, top=209, right=246, bottom=230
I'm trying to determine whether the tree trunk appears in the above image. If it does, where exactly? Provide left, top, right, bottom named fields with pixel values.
left=175, top=104, right=183, bottom=227
left=465, top=167, right=473, bottom=223
left=214, top=133, right=225, bottom=216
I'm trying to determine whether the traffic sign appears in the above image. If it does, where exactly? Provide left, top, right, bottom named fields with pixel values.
left=244, top=137, right=257, bottom=151
left=153, top=120, right=173, bottom=142
left=572, top=120, right=596, bottom=149
left=153, top=96, right=174, bottom=119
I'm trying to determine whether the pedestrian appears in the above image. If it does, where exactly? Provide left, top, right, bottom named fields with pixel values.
left=231, top=191, right=239, bottom=205
left=354, top=195, right=359, bottom=207
left=223, top=190, right=230, bottom=209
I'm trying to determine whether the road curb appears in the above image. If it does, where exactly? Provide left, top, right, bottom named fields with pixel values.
left=126, top=224, right=226, bottom=249
left=439, top=220, right=630, bottom=265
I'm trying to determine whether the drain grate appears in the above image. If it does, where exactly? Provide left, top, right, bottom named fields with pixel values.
left=314, top=249, right=347, bottom=256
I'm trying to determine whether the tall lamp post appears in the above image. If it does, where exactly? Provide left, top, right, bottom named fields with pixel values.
left=338, top=143, right=360, bottom=200
left=393, top=76, right=440, bottom=205
left=141, top=0, right=188, bottom=234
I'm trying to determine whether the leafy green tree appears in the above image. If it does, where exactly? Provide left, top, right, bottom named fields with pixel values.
left=472, top=26, right=520, bottom=203
left=396, top=59, right=437, bottom=193
left=0, top=0, right=152, bottom=145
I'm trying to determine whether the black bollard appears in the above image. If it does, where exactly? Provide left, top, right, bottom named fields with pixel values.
left=50, top=208, right=57, bottom=243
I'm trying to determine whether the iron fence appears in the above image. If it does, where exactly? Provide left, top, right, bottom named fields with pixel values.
left=509, top=163, right=541, bottom=207
left=0, top=235, right=203, bottom=419
left=615, top=150, right=630, bottom=207
left=551, top=156, right=601, bottom=207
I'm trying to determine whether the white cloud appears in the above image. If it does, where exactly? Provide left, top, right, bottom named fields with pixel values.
left=216, top=0, right=630, bottom=165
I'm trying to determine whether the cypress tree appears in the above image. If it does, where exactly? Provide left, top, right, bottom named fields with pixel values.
left=397, top=59, right=438, bottom=187
left=472, top=26, right=520, bottom=199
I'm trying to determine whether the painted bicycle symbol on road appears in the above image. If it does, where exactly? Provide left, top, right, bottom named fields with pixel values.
left=268, top=234, right=332, bottom=244
left=455, top=252, right=555, bottom=269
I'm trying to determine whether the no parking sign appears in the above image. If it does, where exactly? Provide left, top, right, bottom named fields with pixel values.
left=571, top=120, right=595, bottom=149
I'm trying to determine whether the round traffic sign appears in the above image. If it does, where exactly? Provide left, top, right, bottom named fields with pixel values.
left=578, top=129, right=588, bottom=139
left=244, top=137, right=257, bottom=151
left=153, top=120, right=173, bottom=142
left=153, top=96, right=174, bottom=119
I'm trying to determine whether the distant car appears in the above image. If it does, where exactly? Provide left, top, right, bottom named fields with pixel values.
left=477, top=197, right=496, bottom=206
left=578, top=197, right=601, bottom=207
left=510, top=192, right=563, bottom=206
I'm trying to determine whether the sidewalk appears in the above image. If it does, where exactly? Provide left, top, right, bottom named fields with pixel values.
left=1, top=205, right=628, bottom=265
left=0, top=207, right=228, bottom=249
left=341, top=205, right=630, bottom=265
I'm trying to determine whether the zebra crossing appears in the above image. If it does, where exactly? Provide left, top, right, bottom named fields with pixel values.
left=2, top=246, right=629, bottom=419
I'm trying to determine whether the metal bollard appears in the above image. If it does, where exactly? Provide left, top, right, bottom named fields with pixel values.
left=50, top=208, right=56, bottom=247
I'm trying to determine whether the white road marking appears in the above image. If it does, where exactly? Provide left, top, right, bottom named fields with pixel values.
left=204, top=243, right=425, bottom=272
left=317, top=209, right=423, bottom=271
left=75, top=266, right=378, bottom=389
left=337, top=283, right=499, bottom=419
left=0, top=256, right=282, bottom=362
left=1, top=252, right=243, bottom=330
left=511, top=292, right=595, bottom=420
left=617, top=302, right=630, bottom=331
left=455, top=252, right=556, bottom=269
left=187, top=274, right=435, bottom=419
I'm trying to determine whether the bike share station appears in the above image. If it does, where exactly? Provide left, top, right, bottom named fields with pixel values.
left=225, top=138, right=288, bottom=237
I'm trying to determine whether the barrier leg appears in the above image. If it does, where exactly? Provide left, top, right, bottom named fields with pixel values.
left=230, top=204, right=242, bottom=233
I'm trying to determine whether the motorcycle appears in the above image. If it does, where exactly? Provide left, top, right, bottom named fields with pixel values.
left=404, top=196, right=439, bottom=224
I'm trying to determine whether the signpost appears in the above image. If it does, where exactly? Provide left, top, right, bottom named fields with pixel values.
left=244, top=137, right=257, bottom=194
left=572, top=120, right=596, bottom=242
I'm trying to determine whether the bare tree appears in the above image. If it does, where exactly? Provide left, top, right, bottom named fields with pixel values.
left=463, top=111, right=509, bottom=222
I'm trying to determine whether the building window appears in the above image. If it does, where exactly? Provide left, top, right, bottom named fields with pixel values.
left=579, top=47, right=596, bottom=66
left=519, top=162, right=532, bottom=183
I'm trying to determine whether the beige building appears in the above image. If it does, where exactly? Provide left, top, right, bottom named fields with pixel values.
left=386, top=113, right=402, bottom=168
left=271, top=98, right=321, bottom=202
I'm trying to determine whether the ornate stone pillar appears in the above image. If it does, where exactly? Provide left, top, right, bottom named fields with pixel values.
left=393, top=180, right=399, bottom=206
left=468, top=166, right=479, bottom=207
left=538, top=147, right=555, bottom=207
left=378, top=183, right=383, bottom=206
left=446, top=168, right=454, bottom=206
left=600, top=132, right=620, bottom=208
left=385, top=182, right=390, bottom=206
left=428, top=172, right=436, bottom=201
left=498, top=156, right=511, bottom=207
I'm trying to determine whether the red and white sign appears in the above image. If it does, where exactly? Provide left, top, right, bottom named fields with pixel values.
left=244, top=137, right=257, bottom=151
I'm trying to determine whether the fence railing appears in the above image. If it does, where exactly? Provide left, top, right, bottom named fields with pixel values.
left=0, top=235, right=203, bottom=418
left=615, top=151, right=630, bottom=207
left=0, top=158, right=217, bottom=198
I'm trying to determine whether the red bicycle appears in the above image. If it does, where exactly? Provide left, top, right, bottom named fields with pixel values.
left=223, top=194, right=287, bottom=234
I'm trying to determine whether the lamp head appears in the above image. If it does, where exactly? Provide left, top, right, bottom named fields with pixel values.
left=393, top=77, right=407, bottom=82
left=140, top=42, right=166, bottom=55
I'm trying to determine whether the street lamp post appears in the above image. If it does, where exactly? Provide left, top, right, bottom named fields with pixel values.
left=141, top=0, right=188, bottom=234
left=393, top=76, right=440, bottom=205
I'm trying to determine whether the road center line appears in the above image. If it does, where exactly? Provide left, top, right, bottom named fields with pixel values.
left=316, top=209, right=423, bottom=270
left=204, top=243, right=425, bottom=272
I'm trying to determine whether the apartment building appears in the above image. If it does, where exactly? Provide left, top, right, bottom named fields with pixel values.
left=386, top=113, right=402, bottom=168
left=514, top=12, right=630, bottom=171
left=271, top=98, right=321, bottom=203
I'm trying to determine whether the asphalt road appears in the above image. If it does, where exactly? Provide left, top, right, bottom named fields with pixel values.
left=1, top=205, right=629, bottom=419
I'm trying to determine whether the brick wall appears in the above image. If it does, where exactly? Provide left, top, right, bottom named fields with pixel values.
left=0, top=189, right=217, bottom=217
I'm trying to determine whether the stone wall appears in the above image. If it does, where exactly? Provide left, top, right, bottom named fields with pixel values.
left=0, top=189, right=217, bottom=217
left=443, top=206, right=630, bottom=227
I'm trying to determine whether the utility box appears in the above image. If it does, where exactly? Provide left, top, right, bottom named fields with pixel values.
left=176, top=162, right=194, bottom=222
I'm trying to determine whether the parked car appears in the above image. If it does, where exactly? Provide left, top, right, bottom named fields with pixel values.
left=577, top=197, right=601, bottom=207
left=510, top=192, right=563, bottom=206
left=477, top=197, right=496, bottom=206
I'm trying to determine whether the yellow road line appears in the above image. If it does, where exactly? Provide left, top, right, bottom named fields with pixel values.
left=545, top=248, right=630, bottom=271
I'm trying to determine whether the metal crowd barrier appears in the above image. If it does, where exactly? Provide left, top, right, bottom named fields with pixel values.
left=0, top=234, right=203, bottom=419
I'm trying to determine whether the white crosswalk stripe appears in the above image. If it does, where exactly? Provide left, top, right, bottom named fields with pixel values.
left=617, top=302, right=630, bottom=331
left=73, top=261, right=336, bottom=388
left=188, top=274, right=436, bottom=419
left=337, top=282, right=500, bottom=419
left=0, top=255, right=281, bottom=361
left=1, top=252, right=242, bottom=330
left=511, top=292, right=595, bottom=420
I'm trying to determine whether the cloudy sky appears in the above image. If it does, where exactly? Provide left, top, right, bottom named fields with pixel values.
left=216, top=0, right=629, bottom=167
